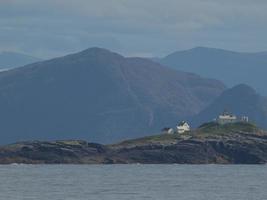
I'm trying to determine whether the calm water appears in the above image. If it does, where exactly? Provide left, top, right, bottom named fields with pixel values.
left=0, top=164, right=266, bottom=200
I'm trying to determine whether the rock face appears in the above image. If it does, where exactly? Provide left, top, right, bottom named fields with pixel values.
left=1, top=123, right=267, bottom=164
left=0, top=141, right=109, bottom=164
left=0, top=47, right=225, bottom=144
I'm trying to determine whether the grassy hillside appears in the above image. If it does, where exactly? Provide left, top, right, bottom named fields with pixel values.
left=112, top=122, right=262, bottom=148
left=196, top=122, right=259, bottom=135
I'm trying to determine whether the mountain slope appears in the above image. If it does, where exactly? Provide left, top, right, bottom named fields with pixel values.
left=159, top=47, right=267, bottom=95
left=0, top=47, right=225, bottom=144
left=0, top=51, right=41, bottom=69
left=191, top=84, right=267, bottom=128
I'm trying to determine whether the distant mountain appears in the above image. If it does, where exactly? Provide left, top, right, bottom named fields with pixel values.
left=0, top=51, right=41, bottom=69
left=0, top=47, right=225, bottom=144
left=159, top=47, right=267, bottom=95
left=191, top=84, right=267, bottom=128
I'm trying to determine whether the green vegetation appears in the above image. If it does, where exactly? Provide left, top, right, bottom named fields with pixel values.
left=196, top=121, right=259, bottom=136
left=111, top=121, right=261, bottom=147
left=111, top=133, right=186, bottom=147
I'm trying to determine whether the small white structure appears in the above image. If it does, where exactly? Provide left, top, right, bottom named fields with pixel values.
left=162, top=127, right=174, bottom=134
left=217, top=111, right=237, bottom=124
left=216, top=110, right=249, bottom=125
left=167, top=128, right=174, bottom=134
left=177, top=121, right=190, bottom=134
left=241, top=116, right=249, bottom=123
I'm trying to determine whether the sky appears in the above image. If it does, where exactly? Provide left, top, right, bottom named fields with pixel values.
left=1, top=0, right=267, bottom=59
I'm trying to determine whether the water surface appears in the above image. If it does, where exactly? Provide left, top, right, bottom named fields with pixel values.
left=0, top=164, right=266, bottom=200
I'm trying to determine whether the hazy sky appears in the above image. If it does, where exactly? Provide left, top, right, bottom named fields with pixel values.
left=1, top=0, right=267, bottom=58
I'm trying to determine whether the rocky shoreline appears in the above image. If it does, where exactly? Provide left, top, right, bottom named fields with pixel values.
left=1, top=123, right=267, bottom=164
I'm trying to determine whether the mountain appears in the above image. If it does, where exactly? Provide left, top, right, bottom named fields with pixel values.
left=0, top=51, right=41, bottom=69
left=191, top=84, right=267, bottom=128
left=1, top=122, right=267, bottom=164
left=0, top=47, right=225, bottom=144
left=159, top=47, right=267, bottom=95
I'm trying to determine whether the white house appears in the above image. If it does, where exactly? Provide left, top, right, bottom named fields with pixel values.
left=216, top=110, right=249, bottom=125
left=217, top=111, right=237, bottom=124
left=177, top=121, right=190, bottom=134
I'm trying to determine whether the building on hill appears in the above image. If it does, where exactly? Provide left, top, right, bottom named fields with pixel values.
left=162, top=121, right=191, bottom=134
left=241, top=116, right=249, bottom=123
left=216, top=110, right=249, bottom=125
left=177, top=121, right=190, bottom=133
left=216, top=111, right=237, bottom=124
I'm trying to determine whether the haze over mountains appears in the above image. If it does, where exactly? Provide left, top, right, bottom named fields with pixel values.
left=0, top=47, right=225, bottom=144
left=0, top=51, right=41, bottom=70
left=191, top=84, right=267, bottom=129
left=159, top=47, right=267, bottom=95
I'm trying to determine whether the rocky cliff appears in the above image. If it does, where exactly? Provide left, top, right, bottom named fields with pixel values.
left=1, top=122, right=267, bottom=164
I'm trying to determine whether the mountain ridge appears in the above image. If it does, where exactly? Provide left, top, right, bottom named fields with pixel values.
left=0, top=47, right=225, bottom=144
left=0, top=51, right=41, bottom=69
left=191, top=84, right=267, bottom=129
left=159, top=46, right=267, bottom=95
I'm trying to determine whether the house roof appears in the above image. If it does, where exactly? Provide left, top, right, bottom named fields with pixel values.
left=178, top=121, right=188, bottom=126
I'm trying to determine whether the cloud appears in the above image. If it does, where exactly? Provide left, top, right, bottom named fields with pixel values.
left=1, top=0, right=267, bottom=58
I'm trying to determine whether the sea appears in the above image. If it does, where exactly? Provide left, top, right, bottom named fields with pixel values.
left=0, top=164, right=266, bottom=200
